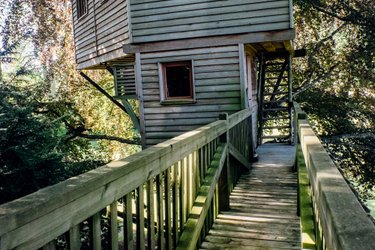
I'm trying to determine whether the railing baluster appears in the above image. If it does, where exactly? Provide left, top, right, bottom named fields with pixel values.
left=181, top=157, right=187, bottom=227
left=172, top=163, right=179, bottom=247
left=91, top=212, right=101, bottom=250
left=156, top=174, right=165, bottom=249
left=146, top=180, right=155, bottom=250
left=42, top=241, right=56, bottom=250
left=69, top=224, right=80, bottom=250
left=178, top=160, right=184, bottom=234
left=136, top=186, right=145, bottom=250
left=186, top=155, right=191, bottom=215
left=124, top=192, right=134, bottom=250
left=110, top=201, right=119, bottom=250
left=192, top=151, right=198, bottom=204
left=165, top=169, right=172, bottom=250
left=199, top=147, right=204, bottom=184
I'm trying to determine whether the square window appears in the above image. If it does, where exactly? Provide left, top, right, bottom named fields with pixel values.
left=159, top=61, right=195, bottom=103
left=77, top=0, right=88, bottom=20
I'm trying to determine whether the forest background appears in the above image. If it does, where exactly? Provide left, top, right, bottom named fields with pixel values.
left=0, top=0, right=374, bottom=215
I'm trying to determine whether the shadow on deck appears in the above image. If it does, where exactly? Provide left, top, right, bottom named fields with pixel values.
left=201, top=144, right=301, bottom=249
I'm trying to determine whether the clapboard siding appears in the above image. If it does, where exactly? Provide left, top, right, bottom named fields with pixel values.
left=130, top=0, right=291, bottom=43
left=114, top=64, right=137, bottom=98
left=72, top=0, right=130, bottom=69
left=139, top=45, right=243, bottom=147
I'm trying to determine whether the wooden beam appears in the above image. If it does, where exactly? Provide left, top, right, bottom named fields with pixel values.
left=79, top=71, right=141, bottom=132
left=238, top=44, right=247, bottom=109
left=283, top=40, right=293, bottom=52
left=244, top=44, right=258, bottom=55
left=228, top=143, right=251, bottom=170
left=261, top=42, right=277, bottom=52
left=123, top=29, right=295, bottom=54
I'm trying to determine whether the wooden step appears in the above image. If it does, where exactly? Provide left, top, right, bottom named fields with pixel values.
left=261, top=135, right=290, bottom=139
left=262, top=116, right=290, bottom=121
left=264, top=84, right=289, bottom=87
left=265, top=76, right=288, bottom=80
left=263, top=91, right=289, bottom=96
left=265, top=62, right=285, bottom=66
left=266, top=69, right=289, bottom=73
left=263, top=107, right=289, bottom=112
left=263, top=125, right=290, bottom=130
left=263, top=99, right=288, bottom=104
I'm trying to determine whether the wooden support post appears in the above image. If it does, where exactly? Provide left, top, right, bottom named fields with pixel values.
left=69, top=225, right=80, bottom=250
left=42, top=241, right=56, bottom=250
left=156, top=175, right=165, bottom=250
left=257, top=53, right=265, bottom=145
left=146, top=180, right=155, bottom=250
left=91, top=212, right=101, bottom=250
left=164, top=169, right=173, bottom=250
left=218, top=113, right=230, bottom=211
left=79, top=71, right=141, bottom=132
left=110, top=201, right=119, bottom=250
left=136, top=186, right=145, bottom=250
left=288, top=53, right=293, bottom=144
left=124, top=193, right=134, bottom=250
left=172, top=163, right=179, bottom=247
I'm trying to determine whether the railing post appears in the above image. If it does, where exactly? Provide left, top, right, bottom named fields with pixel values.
left=247, top=114, right=257, bottom=162
left=218, top=113, right=230, bottom=211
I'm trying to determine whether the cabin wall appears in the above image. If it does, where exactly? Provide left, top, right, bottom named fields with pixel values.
left=138, top=45, right=242, bottom=147
left=72, top=0, right=130, bottom=69
left=130, top=0, right=292, bottom=43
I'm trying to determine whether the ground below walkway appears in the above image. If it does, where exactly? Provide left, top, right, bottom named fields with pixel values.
left=201, top=143, right=301, bottom=249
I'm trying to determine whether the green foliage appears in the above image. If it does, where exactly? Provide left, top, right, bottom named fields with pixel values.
left=0, top=0, right=140, bottom=204
left=294, top=0, right=375, bottom=200
left=0, top=82, right=113, bottom=204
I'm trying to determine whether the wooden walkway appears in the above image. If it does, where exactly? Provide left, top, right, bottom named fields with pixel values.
left=201, top=143, right=301, bottom=249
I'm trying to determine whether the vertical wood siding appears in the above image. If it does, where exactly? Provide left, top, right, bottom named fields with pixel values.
left=130, top=0, right=291, bottom=43
left=139, top=46, right=242, bottom=146
left=72, top=0, right=130, bottom=69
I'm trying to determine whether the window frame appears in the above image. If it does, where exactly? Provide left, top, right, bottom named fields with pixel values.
left=158, top=60, right=196, bottom=104
left=76, top=0, right=88, bottom=20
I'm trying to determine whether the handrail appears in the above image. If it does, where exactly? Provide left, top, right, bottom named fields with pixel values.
left=0, top=109, right=252, bottom=249
left=293, top=102, right=375, bottom=250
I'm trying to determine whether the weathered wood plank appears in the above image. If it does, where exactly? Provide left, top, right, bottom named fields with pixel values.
left=110, top=201, right=119, bottom=250
left=176, top=144, right=227, bottom=250
left=136, top=186, right=145, bottom=250
left=69, top=224, right=81, bottom=250
left=200, top=144, right=301, bottom=249
left=295, top=103, right=375, bottom=250
left=0, top=110, right=251, bottom=249
left=124, top=193, right=134, bottom=250
left=146, top=180, right=155, bottom=250
left=91, top=213, right=101, bottom=250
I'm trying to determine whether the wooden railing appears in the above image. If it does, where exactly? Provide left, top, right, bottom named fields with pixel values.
left=293, top=102, right=375, bottom=250
left=0, top=109, right=252, bottom=250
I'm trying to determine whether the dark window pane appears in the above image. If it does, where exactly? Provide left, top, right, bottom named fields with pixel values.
left=165, top=64, right=192, bottom=98
left=77, top=0, right=88, bottom=19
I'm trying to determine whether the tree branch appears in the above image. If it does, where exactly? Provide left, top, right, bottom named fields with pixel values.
left=71, top=133, right=141, bottom=145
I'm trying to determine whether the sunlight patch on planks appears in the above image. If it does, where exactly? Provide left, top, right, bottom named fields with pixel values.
left=201, top=143, right=301, bottom=249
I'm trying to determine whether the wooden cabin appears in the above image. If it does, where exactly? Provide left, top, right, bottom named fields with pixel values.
left=72, top=0, right=295, bottom=148
left=2, top=3, right=375, bottom=249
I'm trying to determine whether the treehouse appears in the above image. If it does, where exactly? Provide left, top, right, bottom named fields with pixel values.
left=1, top=1, right=375, bottom=250
left=72, top=0, right=296, bottom=148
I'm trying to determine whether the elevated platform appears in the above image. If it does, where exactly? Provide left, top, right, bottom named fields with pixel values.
left=201, top=143, right=301, bottom=249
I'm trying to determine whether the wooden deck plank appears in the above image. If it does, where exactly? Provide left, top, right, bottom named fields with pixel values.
left=201, top=143, right=301, bottom=249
